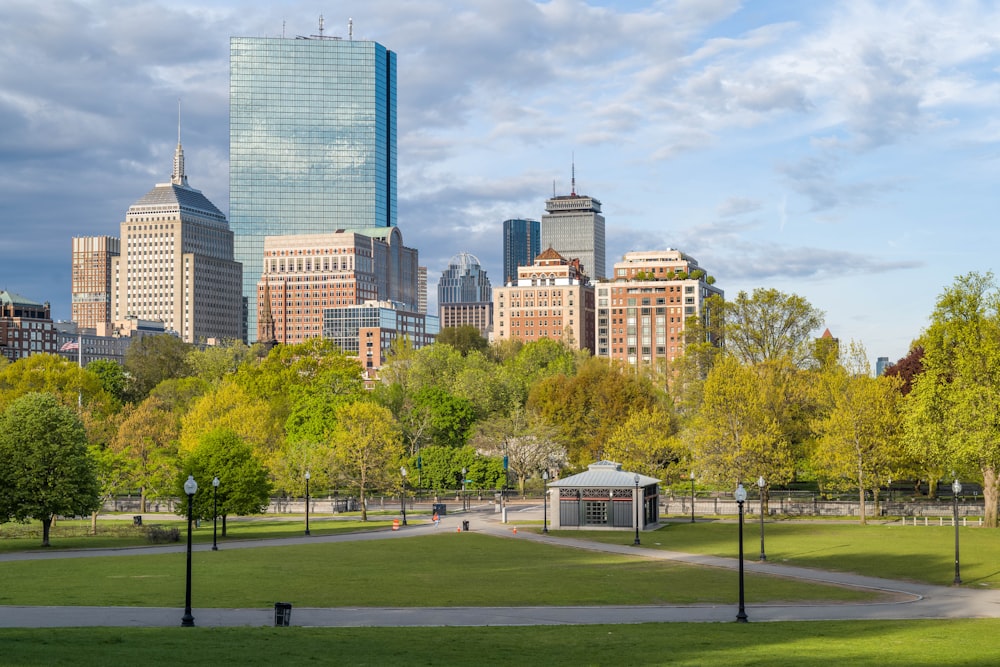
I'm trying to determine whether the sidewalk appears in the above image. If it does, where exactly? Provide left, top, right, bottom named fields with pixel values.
left=3, top=507, right=1000, bottom=627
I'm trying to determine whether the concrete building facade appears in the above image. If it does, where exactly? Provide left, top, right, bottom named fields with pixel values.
left=540, top=182, right=605, bottom=281
left=493, top=247, right=595, bottom=352
left=71, top=236, right=120, bottom=329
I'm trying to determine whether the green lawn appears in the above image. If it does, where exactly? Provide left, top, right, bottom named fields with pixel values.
left=551, top=521, right=1000, bottom=587
left=2, top=620, right=999, bottom=666
left=0, top=532, right=875, bottom=607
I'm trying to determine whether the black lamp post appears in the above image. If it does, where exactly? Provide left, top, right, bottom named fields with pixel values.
left=181, top=474, right=198, bottom=627
left=211, top=476, right=219, bottom=551
left=304, top=471, right=311, bottom=536
left=400, top=467, right=408, bottom=526
left=953, top=478, right=962, bottom=585
left=757, top=475, right=767, bottom=562
left=461, top=466, right=468, bottom=511
left=690, top=471, right=696, bottom=523
left=633, top=474, right=641, bottom=546
left=542, top=470, right=549, bottom=533
left=735, top=482, right=748, bottom=623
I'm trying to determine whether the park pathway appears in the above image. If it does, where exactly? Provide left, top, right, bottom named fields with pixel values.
left=3, top=507, right=1000, bottom=627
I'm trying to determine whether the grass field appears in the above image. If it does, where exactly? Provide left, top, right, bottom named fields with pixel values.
left=2, top=620, right=1000, bottom=666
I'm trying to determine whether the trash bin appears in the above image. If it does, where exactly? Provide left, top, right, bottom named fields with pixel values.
left=462, top=520, right=470, bottom=532
left=133, top=515, right=142, bottom=526
left=274, top=602, right=292, bottom=627
left=432, top=503, right=447, bottom=516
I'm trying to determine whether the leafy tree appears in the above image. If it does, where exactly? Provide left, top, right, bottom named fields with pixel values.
left=690, top=355, right=795, bottom=487
left=413, top=386, right=476, bottom=448
left=86, top=359, right=129, bottom=405
left=0, top=353, right=111, bottom=415
left=111, top=396, right=180, bottom=512
left=87, top=444, right=131, bottom=535
left=0, top=393, right=100, bottom=546
left=178, top=380, right=283, bottom=456
left=187, top=341, right=252, bottom=384
left=904, top=272, right=1000, bottom=526
left=811, top=343, right=905, bottom=524
left=330, top=401, right=405, bottom=521
left=722, top=288, right=825, bottom=368
left=177, top=429, right=271, bottom=536
left=435, top=326, right=489, bottom=356
left=603, top=406, right=685, bottom=481
left=284, top=362, right=365, bottom=446
left=124, top=334, right=193, bottom=400
left=884, top=346, right=924, bottom=395
left=149, top=376, right=211, bottom=414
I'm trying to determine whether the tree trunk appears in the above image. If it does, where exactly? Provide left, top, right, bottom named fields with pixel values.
left=857, top=453, right=867, bottom=525
left=91, top=511, right=98, bottom=536
left=140, top=487, right=147, bottom=513
left=360, top=487, right=367, bottom=522
left=983, top=465, right=998, bottom=528
left=222, top=515, right=228, bottom=537
left=41, top=514, right=53, bottom=547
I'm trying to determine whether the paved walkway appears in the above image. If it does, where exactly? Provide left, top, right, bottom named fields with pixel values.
left=3, top=507, right=1000, bottom=627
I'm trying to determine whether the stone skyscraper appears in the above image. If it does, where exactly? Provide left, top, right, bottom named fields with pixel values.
left=541, top=169, right=605, bottom=281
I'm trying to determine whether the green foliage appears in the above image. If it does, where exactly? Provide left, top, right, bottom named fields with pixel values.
left=471, top=406, right=566, bottom=495
left=284, top=362, right=366, bottom=446
left=85, top=359, right=128, bottom=405
left=0, top=392, right=100, bottom=546
left=178, top=380, right=283, bottom=456
left=435, top=326, right=489, bottom=356
left=331, top=401, right=405, bottom=520
left=186, top=341, right=252, bottom=384
left=123, top=334, right=193, bottom=400
left=413, top=386, right=476, bottom=447
left=0, top=353, right=111, bottom=415
left=603, top=406, right=685, bottom=481
left=110, top=395, right=180, bottom=511
left=177, top=429, right=271, bottom=522
left=722, top=288, right=825, bottom=368
left=406, top=445, right=504, bottom=491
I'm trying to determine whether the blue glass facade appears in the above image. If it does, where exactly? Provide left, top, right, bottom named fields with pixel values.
left=502, top=218, right=540, bottom=286
left=230, top=37, right=397, bottom=341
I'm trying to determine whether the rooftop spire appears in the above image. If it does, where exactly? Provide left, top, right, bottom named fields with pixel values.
left=172, top=98, right=188, bottom=187
left=571, top=153, right=576, bottom=196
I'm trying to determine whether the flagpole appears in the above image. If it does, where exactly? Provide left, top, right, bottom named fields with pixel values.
left=77, top=331, right=82, bottom=409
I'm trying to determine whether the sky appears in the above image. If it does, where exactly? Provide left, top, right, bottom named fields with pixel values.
left=2, top=0, right=999, bottom=364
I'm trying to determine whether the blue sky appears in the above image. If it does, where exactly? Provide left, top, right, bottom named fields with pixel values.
left=2, top=0, right=999, bottom=363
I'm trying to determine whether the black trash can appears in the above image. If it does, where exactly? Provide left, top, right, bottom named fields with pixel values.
left=432, top=503, right=447, bottom=516
left=274, top=602, right=292, bottom=626
left=462, top=520, right=470, bottom=532
left=133, top=515, right=142, bottom=526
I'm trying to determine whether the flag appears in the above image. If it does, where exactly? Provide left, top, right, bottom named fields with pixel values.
left=60, top=341, right=79, bottom=352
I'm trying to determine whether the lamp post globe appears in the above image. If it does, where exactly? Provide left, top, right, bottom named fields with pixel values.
left=304, top=471, right=311, bottom=536
left=953, top=478, right=962, bottom=585
left=734, top=482, right=748, bottom=623
left=181, top=475, right=198, bottom=627
left=757, top=476, right=767, bottom=562
left=400, top=467, right=408, bottom=526
left=542, top=470, right=549, bottom=534
left=633, top=474, right=641, bottom=546
left=211, top=477, right=220, bottom=551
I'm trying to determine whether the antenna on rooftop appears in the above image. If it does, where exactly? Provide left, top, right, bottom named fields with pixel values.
left=349, top=18, right=353, bottom=40
left=282, top=20, right=286, bottom=38
left=571, top=153, right=576, bottom=196
left=318, top=14, right=325, bottom=38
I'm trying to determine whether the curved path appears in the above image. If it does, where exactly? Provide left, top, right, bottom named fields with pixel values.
left=3, top=508, right=1000, bottom=627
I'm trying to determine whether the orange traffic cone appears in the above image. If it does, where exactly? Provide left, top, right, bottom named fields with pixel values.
left=392, top=518, right=400, bottom=531
left=512, top=526, right=517, bottom=535
left=456, top=526, right=461, bottom=532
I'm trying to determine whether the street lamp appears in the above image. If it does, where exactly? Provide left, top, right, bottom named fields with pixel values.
left=461, top=467, right=468, bottom=511
left=952, top=478, right=962, bottom=585
left=542, top=470, right=549, bottom=534
left=690, top=471, right=696, bottom=523
left=633, top=474, right=641, bottom=546
left=734, top=482, right=748, bottom=623
left=181, top=474, right=198, bottom=627
left=757, top=476, right=767, bottom=562
left=400, top=467, right=408, bottom=526
left=304, top=471, right=311, bottom=536
left=211, top=476, right=220, bottom=551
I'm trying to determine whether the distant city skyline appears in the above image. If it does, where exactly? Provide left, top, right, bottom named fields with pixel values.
left=3, top=2, right=1000, bottom=363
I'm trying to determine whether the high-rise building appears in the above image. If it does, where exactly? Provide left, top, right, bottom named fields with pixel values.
left=493, top=247, right=595, bottom=352
left=502, top=218, right=540, bottom=286
left=595, top=250, right=723, bottom=368
left=875, top=356, right=894, bottom=376
left=437, top=252, right=493, bottom=337
left=230, top=31, right=397, bottom=341
left=540, top=172, right=605, bottom=281
left=417, top=266, right=428, bottom=314
left=112, top=138, right=243, bottom=343
left=71, top=236, right=120, bottom=329
left=257, top=228, right=418, bottom=345
left=323, top=300, right=439, bottom=376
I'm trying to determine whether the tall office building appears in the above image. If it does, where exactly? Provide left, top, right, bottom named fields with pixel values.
left=437, top=252, right=493, bottom=337
left=417, top=266, right=428, bottom=314
left=595, top=250, right=723, bottom=368
left=502, top=218, right=540, bottom=286
left=541, top=171, right=605, bottom=281
left=230, top=30, right=397, bottom=341
left=71, top=236, right=120, bottom=329
left=112, top=138, right=243, bottom=343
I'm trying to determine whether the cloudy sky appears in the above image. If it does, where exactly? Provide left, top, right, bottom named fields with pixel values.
left=2, top=0, right=999, bottom=363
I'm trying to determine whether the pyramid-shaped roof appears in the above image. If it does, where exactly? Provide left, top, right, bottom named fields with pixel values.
left=547, top=461, right=660, bottom=488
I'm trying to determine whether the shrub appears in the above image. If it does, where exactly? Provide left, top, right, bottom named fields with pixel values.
left=144, top=525, right=180, bottom=544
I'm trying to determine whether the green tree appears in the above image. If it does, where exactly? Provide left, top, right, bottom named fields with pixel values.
left=905, top=272, right=1000, bottom=526
left=124, top=334, right=193, bottom=400
left=177, top=429, right=271, bottom=536
left=0, top=353, right=111, bottom=416
left=186, top=341, right=252, bottom=384
left=0, top=393, right=100, bottom=546
left=413, top=386, right=476, bottom=448
left=178, top=380, right=283, bottom=456
left=111, top=395, right=180, bottom=512
left=603, top=406, right=685, bottom=481
left=87, top=444, right=131, bottom=535
left=812, top=343, right=905, bottom=524
left=722, top=288, right=825, bottom=368
left=331, top=401, right=405, bottom=521
left=435, top=326, right=489, bottom=356
left=471, top=407, right=566, bottom=496
left=690, top=355, right=795, bottom=487
left=86, top=359, right=129, bottom=405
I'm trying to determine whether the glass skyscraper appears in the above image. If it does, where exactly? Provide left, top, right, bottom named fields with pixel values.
left=502, top=218, right=540, bottom=286
left=230, top=36, right=397, bottom=341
